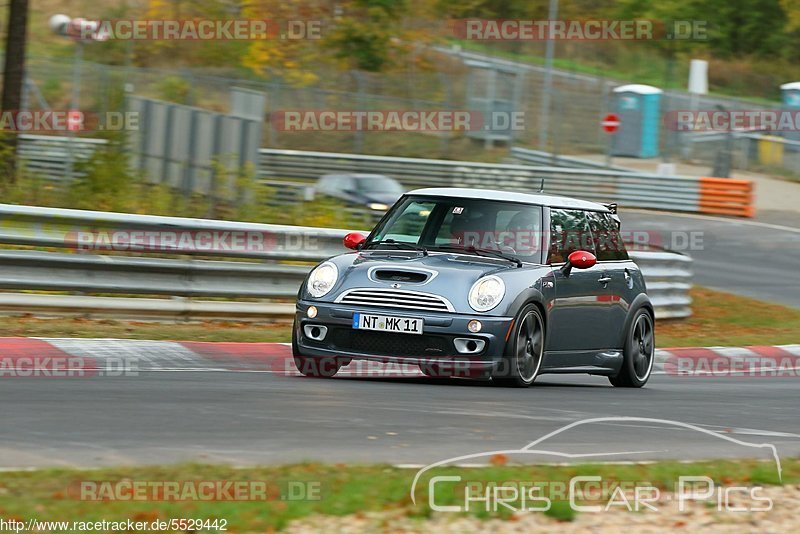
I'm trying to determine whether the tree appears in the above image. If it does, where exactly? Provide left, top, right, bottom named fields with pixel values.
left=1, top=0, right=29, bottom=183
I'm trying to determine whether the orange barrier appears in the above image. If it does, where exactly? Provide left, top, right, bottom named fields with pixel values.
left=698, top=177, right=755, bottom=218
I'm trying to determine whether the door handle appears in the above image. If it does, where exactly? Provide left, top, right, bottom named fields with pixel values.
left=598, top=276, right=612, bottom=284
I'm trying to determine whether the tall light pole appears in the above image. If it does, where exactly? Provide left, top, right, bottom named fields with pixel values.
left=49, top=15, right=104, bottom=179
left=537, top=0, right=558, bottom=152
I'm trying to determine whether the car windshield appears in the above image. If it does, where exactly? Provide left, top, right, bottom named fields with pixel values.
left=355, top=176, right=403, bottom=194
left=368, top=196, right=545, bottom=263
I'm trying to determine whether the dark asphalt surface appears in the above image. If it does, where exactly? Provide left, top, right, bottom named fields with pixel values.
left=1, top=370, right=798, bottom=468
left=623, top=210, right=800, bottom=308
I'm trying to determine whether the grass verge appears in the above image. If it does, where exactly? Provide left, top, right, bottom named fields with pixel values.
left=0, top=459, right=794, bottom=531
left=657, top=286, right=800, bottom=347
left=0, top=286, right=797, bottom=348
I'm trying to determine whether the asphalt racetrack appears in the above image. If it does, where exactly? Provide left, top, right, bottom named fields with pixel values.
left=1, top=362, right=798, bottom=469
left=622, top=210, right=800, bottom=308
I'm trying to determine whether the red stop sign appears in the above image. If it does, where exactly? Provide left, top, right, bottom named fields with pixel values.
left=602, top=113, right=620, bottom=133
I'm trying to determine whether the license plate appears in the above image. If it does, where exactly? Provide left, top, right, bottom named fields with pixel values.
left=353, top=313, right=423, bottom=335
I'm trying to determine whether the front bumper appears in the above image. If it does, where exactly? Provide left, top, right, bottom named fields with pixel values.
left=294, top=299, right=513, bottom=373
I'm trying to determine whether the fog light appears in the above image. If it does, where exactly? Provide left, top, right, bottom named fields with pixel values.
left=307, top=305, right=318, bottom=318
left=468, top=320, right=482, bottom=333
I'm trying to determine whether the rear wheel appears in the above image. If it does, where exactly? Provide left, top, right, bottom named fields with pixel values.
left=292, top=321, right=340, bottom=378
left=609, top=309, right=654, bottom=388
left=493, top=304, right=545, bottom=388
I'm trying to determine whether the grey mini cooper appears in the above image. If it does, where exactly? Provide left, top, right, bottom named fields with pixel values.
left=293, top=188, right=655, bottom=388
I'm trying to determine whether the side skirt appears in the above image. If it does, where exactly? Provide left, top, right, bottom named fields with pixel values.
left=540, top=350, right=623, bottom=375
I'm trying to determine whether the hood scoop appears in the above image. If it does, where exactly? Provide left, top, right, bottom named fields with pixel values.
left=372, top=269, right=429, bottom=284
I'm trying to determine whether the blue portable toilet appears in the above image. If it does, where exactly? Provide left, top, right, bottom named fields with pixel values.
left=780, top=82, right=800, bottom=143
left=611, top=84, right=663, bottom=158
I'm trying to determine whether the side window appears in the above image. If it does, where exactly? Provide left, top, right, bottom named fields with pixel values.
left=586, top=211, right=628, bottom=261
left=548, top=209, right=595, bottom=264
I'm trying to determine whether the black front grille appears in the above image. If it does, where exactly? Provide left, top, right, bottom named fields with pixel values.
left=329, top=328, right=451, bottom=358
left=373, top=269, right=428, bottom=283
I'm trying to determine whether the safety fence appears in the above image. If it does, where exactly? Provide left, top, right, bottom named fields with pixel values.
left=0, top=203, right=692, bottom=320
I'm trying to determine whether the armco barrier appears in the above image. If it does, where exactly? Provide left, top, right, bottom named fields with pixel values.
left=259, top=148, right=755, bottom=218
left=509, top=146, right=635, bottom=172
left=15, top=136, right=754, bottom=218
left=18, top=134, right=108, bottom=180
left=0, top=204, right=692, bottom=320
left=699, top=177, right=755, bottom=218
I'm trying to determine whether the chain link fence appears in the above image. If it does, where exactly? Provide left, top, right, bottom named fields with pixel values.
left=15, top=48, right=798, bottom=176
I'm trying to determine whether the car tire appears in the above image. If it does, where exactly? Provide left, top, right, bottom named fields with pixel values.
left=292, top=320, right=340, bottom=378
left=493, top=304, right=545, bottom=388
left=609, top=308, right=655, bottom=388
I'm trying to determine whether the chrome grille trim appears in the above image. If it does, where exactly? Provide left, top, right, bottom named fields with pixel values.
left=335, top=288, right=455, bottom=312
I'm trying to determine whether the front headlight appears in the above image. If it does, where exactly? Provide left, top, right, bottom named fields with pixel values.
left=307, top=261, right=338, bottom=298
left=468, top=275, right=505, bottom=312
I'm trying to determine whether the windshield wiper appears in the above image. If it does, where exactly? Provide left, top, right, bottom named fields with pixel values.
left=363, top=239, right=428, bottom=256
left=433, top=244, right=522, bottom=267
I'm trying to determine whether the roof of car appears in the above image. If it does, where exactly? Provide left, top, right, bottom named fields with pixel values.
left=406, top=187, right=610, bottom=212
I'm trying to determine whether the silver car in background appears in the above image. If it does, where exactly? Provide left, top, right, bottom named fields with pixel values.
left=315, top=173, right=405, bottom=212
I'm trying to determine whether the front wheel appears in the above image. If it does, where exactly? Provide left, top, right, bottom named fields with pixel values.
left=609, top=309, right=655, bottom=388
left=493, top=304, right=545, bottom=388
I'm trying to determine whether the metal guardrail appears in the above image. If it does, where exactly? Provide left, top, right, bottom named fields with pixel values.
left=509, top=147, right=635, bottom=172
left=0, top=204, right=692, bottom=320
left=18, top=134, right=108, bottom=180
left=628, top=250, right=692, bottom=319
left=0, top=203, right=349, bottom=262
left=15, top=136, right=753, bottom=217
left=259, top=148, right=753, bottom=217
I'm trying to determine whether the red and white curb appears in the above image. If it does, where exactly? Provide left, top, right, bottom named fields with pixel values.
left=655, top=345, right=800, bottom=377
left=0, top=338, right=798, bottom=378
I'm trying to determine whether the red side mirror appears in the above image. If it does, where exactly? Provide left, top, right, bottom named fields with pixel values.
left=567, top=250, right=597, bottom=270
left=343, top=232, right=366, bottom=250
